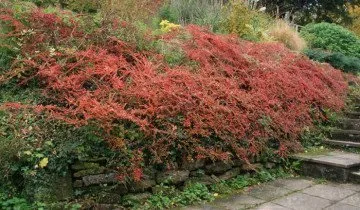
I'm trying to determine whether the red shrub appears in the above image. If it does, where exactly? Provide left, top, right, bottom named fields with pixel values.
left=0, top=9, right=347, bottom=176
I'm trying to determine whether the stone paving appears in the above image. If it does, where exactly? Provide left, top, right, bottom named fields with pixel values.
left=182, top=177, right=360, bottom=210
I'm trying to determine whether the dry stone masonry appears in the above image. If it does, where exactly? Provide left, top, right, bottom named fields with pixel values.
left=61, top=156, right=277, bottom=208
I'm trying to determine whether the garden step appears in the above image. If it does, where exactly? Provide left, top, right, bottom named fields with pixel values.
left=329, top=129, right=360, bottom=142
left=349, top=171, right=360, bottom=183
left=293, top=151, right=360, bottom=182
left=323, top=139, right=360, bottom=148
left=345, top=112, right=360, bottom=119
left=338, top=118, right=360, bottom=130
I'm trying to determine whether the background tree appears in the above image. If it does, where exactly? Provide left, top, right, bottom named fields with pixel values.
left=256, top=0, right=360, bottom=25
left=348, top=5, right=360, bottom=35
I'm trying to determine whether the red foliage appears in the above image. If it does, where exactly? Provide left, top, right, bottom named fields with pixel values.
left=0, top=9, right=347, bottom=175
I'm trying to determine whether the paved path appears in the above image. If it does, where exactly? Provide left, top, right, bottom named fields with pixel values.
left=183, top=177, right=360, bottom=210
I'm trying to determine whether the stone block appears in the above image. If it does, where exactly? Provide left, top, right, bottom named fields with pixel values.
left=339, top=193, right=360, bottom=207
left=325, top=203, right=359, bottom=210
left=247, top=185, right=291, bottom=201
left=181, top=159, right=206, bottom=171
left=73, top=167, right=106, bottom=177
left=204, top=161, right=232, bottom=175
left=214, top=194, right=265, bottom=209
left=185, top=175, right=218, bottom=186
left=97, top=192, right=122, bottom=204
left=299, top=161, right=350, bottom=182
left=241, top=163, right=263, bottom=172
left=122, top=193, right=151, bottom=204
left=73, top=180, right=84, bottom=188
left=190, top=169, right=206, bottom=177
left=268, top=178, right=314, bottom=191
left=71, top=162, right=100, bottom=171
left=302, top=185, right=356, bottom=201
left=218, top=167, right=241, bottom=180
left=156, top=170, right=190, bottom=185
left=111, top=182, right=129, bottom=195
left=129, top=179, right=156, bottom=193
left=82, top=173, right=118, bottom=186
left=272, top=192, right=332, bottom=210
left=265, top=162, right=276, bottom=169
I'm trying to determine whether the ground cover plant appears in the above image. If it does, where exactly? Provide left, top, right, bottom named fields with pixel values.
left=0, top=3, right=348, bottom=178
left=0, top=1, right=353, bottom=209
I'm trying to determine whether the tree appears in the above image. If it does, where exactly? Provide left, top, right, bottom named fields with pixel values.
left=256, top=0, right=360, bottom=25
left=348, top=5, right=360, bottom=35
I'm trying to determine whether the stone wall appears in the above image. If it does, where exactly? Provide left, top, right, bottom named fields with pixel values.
left=60, top=157, right=277, bottom=209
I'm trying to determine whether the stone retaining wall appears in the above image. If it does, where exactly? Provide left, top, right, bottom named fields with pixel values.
left=58, top=158, right=277, bottom=209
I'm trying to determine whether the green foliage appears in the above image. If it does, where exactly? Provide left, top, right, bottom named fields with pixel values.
left=220, top=0, right=272, bottom=41
left=23, top=0, right=58, bottom=7
left=139, top=168, right=289, bottom=209
left=304, top=49, right=360, bottom=73
left=0, top=48, right=15, bottom=72
left=209, top=168, right=290, bottom=195
left=158, top=0, right=223, bottom=31
left=300, top=127, right=326, bottom=149
left=174, top=183, right=214, bottom=206
left=62, top=0, right=98, bottom=13
left=301, top=23, right=360, bottom=58
left=145, top=192, right=173, bottom=209
left=139, top=183, right=213, bottom=209
left=0, top=84, right=127, bottom=202
left=0, top=197, right=32, bottom=210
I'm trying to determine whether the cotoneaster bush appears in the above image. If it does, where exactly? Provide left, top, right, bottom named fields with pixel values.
left=301, top=22, right=360, bottom=58
left=0, top=7, right=347, bottom=180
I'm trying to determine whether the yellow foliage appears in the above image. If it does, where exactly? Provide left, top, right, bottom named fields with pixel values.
left=349, top=6, right=360, bottom=36
left=221, top=0, right=272, bottom=41
left=160, top=20, right=181, bottom=33
left=268, top=20, right=307, bottom=52
left=39, top=157, right=49, bottom=168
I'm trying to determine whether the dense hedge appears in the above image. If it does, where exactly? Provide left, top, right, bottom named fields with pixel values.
left=301, top=22, right=360, bottom=58
left=304, top=49, right=360, bottom=73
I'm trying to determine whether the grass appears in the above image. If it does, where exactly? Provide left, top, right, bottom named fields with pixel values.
left=269, top=20, right=307, bottom=52
left=303, top=146, right=332, bottom=156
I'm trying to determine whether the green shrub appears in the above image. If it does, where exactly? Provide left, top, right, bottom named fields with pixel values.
left=304, top=49, right=360, bottom=73
left=158, top=0, right=223, bottom=31
left=23, top=0, right=58, bottom=6
left=220, top=0, right=272, bottom=41
left=301, top=22, right=360, bottom=58
left=62, top=0, right=99, bottom=13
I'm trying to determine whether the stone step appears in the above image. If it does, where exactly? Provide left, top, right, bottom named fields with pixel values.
left=338, top=118, right=360, bottom=130
left=323, top=139, right=360, bottom=148
left=349, top=171, right=360, bottom=184
left=352, top=105, right=360, bottom=112
left=329, top=129, right=360, bottom=142
left=293, top=151, right=360, bottom=182
left=345, top=112, right=360, bottom=119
